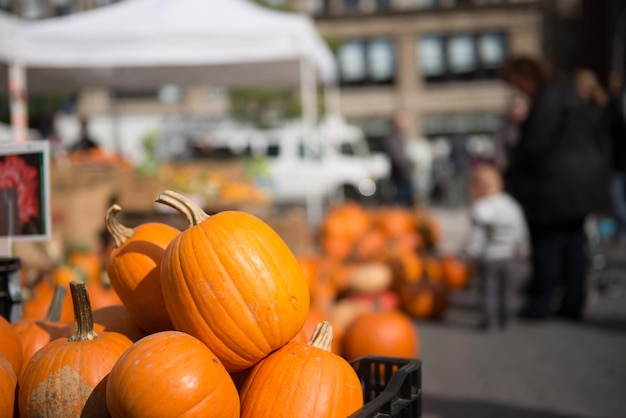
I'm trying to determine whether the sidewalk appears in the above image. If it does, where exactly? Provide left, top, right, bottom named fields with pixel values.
left=419, top=205, right=626, bottom=418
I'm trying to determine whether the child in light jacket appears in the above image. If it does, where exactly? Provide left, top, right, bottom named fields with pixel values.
left=462, top=163, right=528, bottom=330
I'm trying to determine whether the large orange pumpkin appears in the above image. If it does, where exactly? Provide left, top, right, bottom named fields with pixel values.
left=0, top=315, right=22, bottom=376
left=11, top=285, right=71, bottom=378
left=156, top=190, right=310, bottom=372
left=106, top=331, right=240, bottom=417
left=341, top=310, right=419, bottom=361
left=18, top=281, right=132, bottom=417
left=240, top=322, right=363, bottom=418
left=0, top=352, right=17, bottom=418
left=105, top=204, right=180, bottom=334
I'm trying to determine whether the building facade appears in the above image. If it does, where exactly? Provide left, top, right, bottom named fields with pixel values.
left=300, top=0, right=545, bottom=150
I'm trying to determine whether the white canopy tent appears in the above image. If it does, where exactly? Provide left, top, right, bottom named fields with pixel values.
left=0, top=0, right=338, bottom=138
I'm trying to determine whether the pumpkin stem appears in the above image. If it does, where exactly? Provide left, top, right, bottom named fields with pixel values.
left=155, top=190, right=210, bottom=227
left=68, top=280, right=98, bottom=342
left=307, top=321, right=333, bottom=351
left=105, top=204, right=134, bottom=248
left=44, top=284, right=66, bottom=322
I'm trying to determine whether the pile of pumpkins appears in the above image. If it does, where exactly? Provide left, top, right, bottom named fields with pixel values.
left=0, top=190, right=374, bottom=417
left=297, top=202, right=469, bottom=361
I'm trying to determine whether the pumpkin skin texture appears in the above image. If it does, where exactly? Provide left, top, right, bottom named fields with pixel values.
left=156, top=190, right=310, bottom=372
left=106, top=331, right=240, bottom=418
left=240, top=322, right=363, bottom=418
left=0, top=352, right=17, bottom=418
left=18, top=281, right=132, bottom=418
left=105, top=204, right=179, bottom=334
left=341, top=310, right=419, bottom=361
left=0, top=315, right=22, bottom=377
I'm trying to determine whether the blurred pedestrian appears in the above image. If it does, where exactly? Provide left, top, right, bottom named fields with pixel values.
left=448, top=133, right=471, bottom=207
left=69, top=117, right=100, bottom=152
left=575, top=69, right=626, bottom=243
left=381, top=111, right=415, bottom=207
left=500, top=55, right=611, bottom=321
left=461, top=163, right=528, bottom=331
left=492, top=95, right=528, bottom=177
left=405, top=135, right=433, bottom=207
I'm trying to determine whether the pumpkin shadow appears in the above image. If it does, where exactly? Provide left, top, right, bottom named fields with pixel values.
left=423, top=393, right=590, bottom=418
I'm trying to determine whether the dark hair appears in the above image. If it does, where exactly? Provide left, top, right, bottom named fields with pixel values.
left=500, top=55, right=555, bottom=87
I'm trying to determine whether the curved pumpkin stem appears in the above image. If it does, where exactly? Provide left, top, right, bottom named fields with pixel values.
left=105, top=204, right=134, bottom=248
left=308, top=321, right=333, bottom=352
left=155, top=190, right=210, bottom=227
left=44, top=284, right=66, bottom=322
left=68, top=281, right=98, bottom=342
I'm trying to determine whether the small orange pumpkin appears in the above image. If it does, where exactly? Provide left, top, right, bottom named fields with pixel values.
left=240, top=322, right=363, bottom=417
left=341, top=310, right=419, bottom=361
left=0, top=352, right=17, bottom=418
left=105, top=204, right=180, bottom=334
left=11, top=285, right=71, bottom=378
left=106, top=331, right=240, bottom=417
left=0, top=315, right=22, bottom=377
left=18, top=281, right=132, bottom=417
left=441, top=255, right=469, bottom=290
left=156, top=190, right=310, bottom=372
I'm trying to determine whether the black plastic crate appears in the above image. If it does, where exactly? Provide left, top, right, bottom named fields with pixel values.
left=349, top=356, right=422, bottom=418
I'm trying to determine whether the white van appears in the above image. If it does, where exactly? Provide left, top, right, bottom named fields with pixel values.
left=190, top=120, right=391, bottom=222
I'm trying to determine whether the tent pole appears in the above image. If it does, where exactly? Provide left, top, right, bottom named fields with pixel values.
left=8, top=61, right=28, bottom=143
left=323, top=83, right=341, bottom=118
left=299, top=56, right=317, bottom=130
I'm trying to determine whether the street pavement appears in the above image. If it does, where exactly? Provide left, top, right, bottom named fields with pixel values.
left=418, top=207, right=626, bottom=418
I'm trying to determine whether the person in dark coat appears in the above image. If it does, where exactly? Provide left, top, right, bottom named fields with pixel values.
left=500, top=55, right=611, bottom=320
left=382, top=111, right=415, bottom=208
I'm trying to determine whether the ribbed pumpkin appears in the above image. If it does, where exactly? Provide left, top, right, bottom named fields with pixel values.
left=341, top=310, right=419, bottom=361
left=0, top=314, right=22, bottom=376
left=240, top=322, right=363, bottom=418
left=105, top=204, right=179, bottom=334
left=11, top=285, right=71, bottom=378
left=0, top=352, right=17, bottom=418
left=106, top=330, right=239, bottom=417
left=156, top=190, right=310, bottom=372
left=18, top=281, right=132, bottom=417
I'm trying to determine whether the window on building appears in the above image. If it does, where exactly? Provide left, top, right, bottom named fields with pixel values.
left=367, top=38, right=395, bottom=82
left=376, top=0, right=392, bottom=9
left=338, top=38, right=396, bottom=86
left=447, top=34, right=476, bottom=78
left=338, top=41, right=367, bottom=83
left=344, top=0, right=360, bottom=10
left=419, top=36, right=445, bottom=80
left=417, top=31, right=507, bottom=83
left=21, top=0, right=45, bottom=19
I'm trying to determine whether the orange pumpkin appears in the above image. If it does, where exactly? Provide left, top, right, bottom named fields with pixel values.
left=11, top=285, right=71, bottom=378
left=106, top=331, right=240, bottom=417
left=87, top=274, right=123, bottom=311
left=23, top=277, right=75, bottom=324
left=105, top=204, right=180, bottom=334
left=18, top=281, right=132, bottom=417
left=0, top=315, right=22, bottom=376
left=67, top=246, right=103, bottom=283
left=0, top=352, right=17, bottom=418
left=341, top=310, right=419, bottom=361
left=441, top=255, right=469, bottom=290
left=92, top=305, right=146, bottom=342
left=156, top=190, right=310, bottom=372
left=240, top=322, right=363, bottom=417
left=396, top=279, right=450, bottom=320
